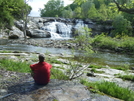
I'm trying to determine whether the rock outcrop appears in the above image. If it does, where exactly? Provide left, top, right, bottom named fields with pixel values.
left=0, top=17, right=113, bottom=39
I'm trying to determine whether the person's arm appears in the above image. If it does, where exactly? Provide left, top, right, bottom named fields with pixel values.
left=30, top=64, right=35, bottom=77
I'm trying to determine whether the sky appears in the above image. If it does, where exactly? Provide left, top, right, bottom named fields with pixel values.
left=28, top=0, right=73, bottom=17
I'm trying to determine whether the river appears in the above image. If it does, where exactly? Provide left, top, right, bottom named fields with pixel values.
left=0, top=39, right=134, bottom=68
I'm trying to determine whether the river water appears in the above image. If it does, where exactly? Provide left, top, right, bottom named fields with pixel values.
left=0, top=39, right=134, bottom=68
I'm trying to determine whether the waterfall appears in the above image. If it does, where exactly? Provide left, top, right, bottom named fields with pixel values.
left=74, top=20, right=88, bottom=35
left=41, top=21, right=72, bottom=39
left=49, top=32, right=62, bottom=39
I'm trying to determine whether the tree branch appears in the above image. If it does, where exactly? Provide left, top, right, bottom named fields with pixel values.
left=113, top=0, right=134, bottom=14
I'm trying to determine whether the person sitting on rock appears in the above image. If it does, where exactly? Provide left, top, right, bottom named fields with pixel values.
left=30, top=53, right=52, bottom=85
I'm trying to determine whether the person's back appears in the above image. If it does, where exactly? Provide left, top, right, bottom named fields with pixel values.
left=30, top=54, right=52, bottom=85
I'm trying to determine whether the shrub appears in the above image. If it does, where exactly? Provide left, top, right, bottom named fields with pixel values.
left=112, top=15, right=132, bottom=37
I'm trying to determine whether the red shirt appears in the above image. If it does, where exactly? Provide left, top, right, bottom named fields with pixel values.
left=30, top=62, right=52, bottom=85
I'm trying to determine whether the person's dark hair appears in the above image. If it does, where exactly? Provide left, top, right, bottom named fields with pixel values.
left=38, top=54, right=45, bottom=62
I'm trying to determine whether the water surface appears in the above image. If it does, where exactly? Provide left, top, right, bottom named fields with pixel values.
left=1, top=39, right=134, bottom=67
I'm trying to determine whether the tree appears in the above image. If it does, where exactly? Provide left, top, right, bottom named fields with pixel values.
left=21, top=0, right=32, bottom=39
left=0, top=0, right=31, bottom=38
left=112, top=14, right=132, bottom=37
left=81, top=0, right=93, bottom=18
left=73, top=0, right=134, bottom=14
left=40, top=0, right=64, bottom=17
left=62, top=7, right=73, bottom=18
left=113, top=0, right=134, bottom=14
left=87, top=4, right=98, bottom=19
left=73, top=0, right=87, bottom=5
left=73, top=7, right=82, bottom=18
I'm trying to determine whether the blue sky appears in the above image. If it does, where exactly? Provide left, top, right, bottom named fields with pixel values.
left=28, top=0, right=73, bottom=17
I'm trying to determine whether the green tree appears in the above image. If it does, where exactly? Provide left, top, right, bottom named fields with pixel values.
left=40, top=0, right=64, bottom=17
left=87, top=4, right=98, bottom=19
left=81, top=0, right=93, bottom=18
left=93, top=0, right=101, bottom=9
left=112, top=15, right=132, bottom=37
left=62, top=7, right=73, bottom=18
left=73, top=7, right=82, bottom=18
left=113, top=0, right=134, bottom=14
left=122, top=12, right=134, bottom=25
left=0, top=0, right=31, bottom=29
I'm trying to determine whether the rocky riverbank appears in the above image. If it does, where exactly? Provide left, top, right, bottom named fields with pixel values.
left=0, top=52, right=134, bottom=101
left=8, top=38, right=78, bottom=49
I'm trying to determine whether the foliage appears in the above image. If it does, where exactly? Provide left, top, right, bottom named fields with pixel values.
left=91, top=34, right=134, bottom=53
left=87, top=4, right=98, bottom=19
left=74, top=27, right=93, bottom=53
left=0, top=59, right=30, bottom=73
left=112, top=14, right=132, bottom=37
left=62, top=7, right=73, bottom=18
left=113, top=0, right=134, bottom=14
left=88, top=64, right=106, bottom=69
left=40, top=0, right=64, bottom=17
left=120, top=36, right=134, bottom=51
left=81, top=0, right=93, bottom=18
left=92, top=34, right=118, bottom=50
left=80, top=79, right=134, bottom=101
left=122, top=12, right=134, bottom=27
left=73, top=7, right=82, bottom=18
left=0, top=0, right=31, bottom=29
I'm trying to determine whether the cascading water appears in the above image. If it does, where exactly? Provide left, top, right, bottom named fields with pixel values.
left=41, top=21, right=72, bottom=39
left=74, top=20, right=88, bottom=35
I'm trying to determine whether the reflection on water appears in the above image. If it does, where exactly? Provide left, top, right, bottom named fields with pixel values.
left=1, top=39, right=134, bottom=67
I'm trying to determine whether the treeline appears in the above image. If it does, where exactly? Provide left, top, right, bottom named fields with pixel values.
left=0, top=0, right=31, bottom=29
left=40, top=0, right=134, bottom=37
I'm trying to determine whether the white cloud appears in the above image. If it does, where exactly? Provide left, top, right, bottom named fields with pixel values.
left=28, top=0, right=73, bottom=17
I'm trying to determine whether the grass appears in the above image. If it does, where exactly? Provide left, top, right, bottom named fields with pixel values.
left=115, top=73, right=134, bottom=81
left=111, top=66, right=129, bottom=71
left=46, top=57, right=63, bottom=64
left=88, top=64, right=129, bottom=71
left=0, top=59, right=31, bottom=73
left=0, top=58, right=69, bottom=80
left=0, top=50, right=13, bottom=53
left=88, top=64, right=105, bottom=69
left=80, top=79, right=134, bottom=101
left=51, top=68, right=69, bottom=80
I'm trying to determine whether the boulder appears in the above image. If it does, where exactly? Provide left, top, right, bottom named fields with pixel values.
left=27, top=21, right=38, bottom=29
left=14, top=20, right=24, bottom=31
left=26, top=29, right=51, bottom=38
left=8, top=26, right=24, bottom=39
